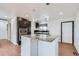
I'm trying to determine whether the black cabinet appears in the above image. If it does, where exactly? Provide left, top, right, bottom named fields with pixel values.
left=35, top=22, right=39, bottom=28
left=17, top=17, right=31, bottom=45
left=17, top=17, right=30, bottom=28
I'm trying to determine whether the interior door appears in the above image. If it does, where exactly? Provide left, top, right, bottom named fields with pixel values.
left=0, top=20, right=8, bottom=39
left=62, top=22, right=72, bottom=44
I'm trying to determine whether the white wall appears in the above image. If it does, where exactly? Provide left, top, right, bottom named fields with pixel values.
left=7, top=22, right=11, bottom=40
left=48, top=17, right=75, bottom=41
left=74, top=11, right=79, bottom=53
left=11, top=17, right=17, bottom=45
left=0, top=10, right=14, bottom=41
left=31, top=18, right=35, bottom=36
left=0, top=21, right=8, bottom=39
left=48, top=13, right=79, bottom=53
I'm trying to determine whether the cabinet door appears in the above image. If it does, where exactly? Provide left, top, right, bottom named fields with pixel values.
left=21, top=37, right=31, bottom=56
left=31, top=39, right=38, bottom=56
left=38, top=39, right=58, bottom=56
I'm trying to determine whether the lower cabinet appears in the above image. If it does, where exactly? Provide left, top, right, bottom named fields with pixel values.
left=38, top=38, right=58, bottom=56
left=21, top=36, right=31, bottom=56
left=31, top=39, right=38, bottom=56
left=21, top=36, right=38, bottom=56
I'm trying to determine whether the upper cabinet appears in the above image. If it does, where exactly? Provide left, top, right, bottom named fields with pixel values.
left=17, top=17, right=31, bottom=28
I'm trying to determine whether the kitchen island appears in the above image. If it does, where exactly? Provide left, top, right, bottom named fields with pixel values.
left=21, top=35, right=58, bottom=56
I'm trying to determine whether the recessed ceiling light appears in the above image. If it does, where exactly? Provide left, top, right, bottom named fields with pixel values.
left=4, top=16, right=11, bottom=19
left=59, top=11, right=63, bottom=15
left=4, top=16, right=8, bottom=18
left=32, top=9, right=36, bottom=12
left=46, top=3, right=50, bottom=5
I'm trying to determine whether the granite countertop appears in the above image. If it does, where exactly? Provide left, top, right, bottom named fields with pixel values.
left=21, top=35, right=58, bottom=42
left=37, top=36, right=57, bottom=42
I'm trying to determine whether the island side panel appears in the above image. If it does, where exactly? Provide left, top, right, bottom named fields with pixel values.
left=38, top=38, right=58, bottom=56
left=31, top=39, right=38, bottom=56
left=21, top=36, right=31, bottom=56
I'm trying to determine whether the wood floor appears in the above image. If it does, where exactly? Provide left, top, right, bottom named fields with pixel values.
left=0, top=39, right=78, bottom=56
left=59, top=42, right=77, bottom=56
left=0, top=39, right=21, bottom=56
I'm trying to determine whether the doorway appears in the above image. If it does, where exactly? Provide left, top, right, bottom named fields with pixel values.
left=0, top=19, right=11, bottom=40
left=61, top=21, right=74, bottom=45
left=0, top=20, right=8, bottom=39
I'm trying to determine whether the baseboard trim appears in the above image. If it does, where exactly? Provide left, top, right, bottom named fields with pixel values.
left=59, top=42, right=72, bottom=45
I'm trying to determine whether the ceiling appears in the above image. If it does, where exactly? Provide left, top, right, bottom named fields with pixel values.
left=0, top=3, right=79, bottom=20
